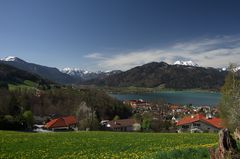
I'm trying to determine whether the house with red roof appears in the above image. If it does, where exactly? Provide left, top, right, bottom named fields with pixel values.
left=44, top=116, right=77, bottom=131
left=176, top=114, right=223, bottom=133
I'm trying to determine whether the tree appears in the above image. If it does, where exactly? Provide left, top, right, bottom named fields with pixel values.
left=0, top=89, right=10, bottom=115
left=0, top=81, right=8, bottom=90
left=4, top=115, right=14, bottom=123
left=133, top=113, right=142, bottom=123
left=22, top=111, right=34, bottom=130
left=219, top=64, right=240, bottom=130
left=8, top=94, right=21, bottom=116
left=142, top=118, right=151, bottom=131
left=141, top=112, right=152, bottom=131
left=113, top=115, right=120, bottom=120
left=76, top=101, right=99, bottom=130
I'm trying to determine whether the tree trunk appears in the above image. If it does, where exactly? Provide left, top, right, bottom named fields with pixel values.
left=209, top=128, right=240, bottom=159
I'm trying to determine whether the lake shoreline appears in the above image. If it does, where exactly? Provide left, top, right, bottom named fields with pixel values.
left=108, top=89, right=219, bottom=94
left=109, top=91, right=221, bottom=106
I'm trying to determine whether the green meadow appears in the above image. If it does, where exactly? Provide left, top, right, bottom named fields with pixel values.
left=0, top=131, right=218, bottom=159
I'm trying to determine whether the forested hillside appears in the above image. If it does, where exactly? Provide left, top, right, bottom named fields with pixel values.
left=0, top=63, right=52, bottom=90
left=0, top=57, right=75, bottom=84
left=85, top=62, right=228, bottom=90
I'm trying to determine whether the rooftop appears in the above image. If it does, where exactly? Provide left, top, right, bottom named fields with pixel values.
left=176, top=114, right=223, bottom=129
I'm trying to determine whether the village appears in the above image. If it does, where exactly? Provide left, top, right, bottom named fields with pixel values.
left=34, top=99, right=223, bottom=133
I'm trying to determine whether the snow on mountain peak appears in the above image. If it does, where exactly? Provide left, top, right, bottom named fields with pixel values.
left=83, top=70, right=89, bottom=74
left=0, top=56, right=25, bottom=63
left=174, top=60, right=199, bottom=67
left=1, top=56, right=17, bottom=61
left=62, top=67, right=89, bottom=76
left=61, top=67, right=122, bottom=80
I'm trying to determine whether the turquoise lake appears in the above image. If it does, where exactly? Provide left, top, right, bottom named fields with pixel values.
left=110, top=91, right=221, bottom=106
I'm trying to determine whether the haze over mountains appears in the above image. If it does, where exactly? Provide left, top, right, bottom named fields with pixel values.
left=1, top=56, right=239, bottom=90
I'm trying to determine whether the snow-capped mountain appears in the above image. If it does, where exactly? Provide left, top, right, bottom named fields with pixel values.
left=61, top=67, right=122, bottom=80
left=91, top=61, right=228, bottom=89
left=62, top=68, right=91, bottom=77
left=0, top=56, right=26, bottom=63
left=174, top=60, right=199, bottom=67
left=0, top=56, right=74, bottom=84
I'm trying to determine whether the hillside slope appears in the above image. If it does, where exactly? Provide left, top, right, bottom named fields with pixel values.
left=85, top=62, right=228, bottom=90
left=0, top=57, right=75, bottom=84
left=0, top=63, right=52, bottom=89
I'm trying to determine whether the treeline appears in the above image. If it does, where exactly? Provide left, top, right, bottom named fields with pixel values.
left=0, top=88, right=34, bottom=130
left=0, top=87, right=132, bottom=130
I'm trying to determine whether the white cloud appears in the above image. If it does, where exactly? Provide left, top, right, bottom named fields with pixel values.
left=101, top=50, right=165, bottom=70
left=84, top=35, right=240, bottom=71
left=84, top=52, right=106, bottom=60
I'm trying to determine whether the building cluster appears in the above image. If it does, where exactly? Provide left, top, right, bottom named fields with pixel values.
left=124, top=99, right=168, bottom=117
left=33, top=99, right=223, bottom=133
left=121, top=99, right=223, bottom=133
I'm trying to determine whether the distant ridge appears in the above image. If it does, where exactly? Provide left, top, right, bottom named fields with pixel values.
left=0, top=56, right=74, bottom=84
left=61, top=67, right=122, bottom=80
left=1, top=56, right=238, bottom=90
left=0, top=63, right=52, bottom=89
left=84, top=61, right=228, bottom=90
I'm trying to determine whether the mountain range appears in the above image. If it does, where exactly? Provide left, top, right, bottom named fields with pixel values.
left=1, top=56, right=239, bottom=90
left=61, top=67, right=122, bottom=80
left=0, top=56, right=74, bottom=84
left=85, top=62, right=228, bottom=90
left=0, top=56, right=121, bottom=84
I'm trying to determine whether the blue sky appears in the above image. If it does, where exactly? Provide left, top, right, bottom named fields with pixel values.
left=0, top=0, right=240, bottom=71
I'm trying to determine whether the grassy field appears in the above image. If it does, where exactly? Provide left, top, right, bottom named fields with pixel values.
left=0, top=131, right=218, bottom=159
left=8, top=80, right=38, bottom=91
